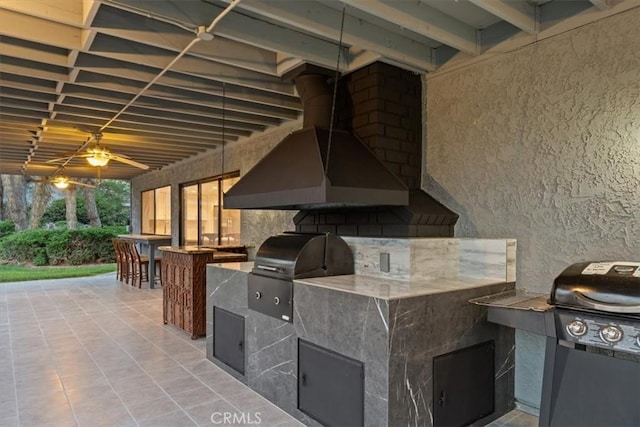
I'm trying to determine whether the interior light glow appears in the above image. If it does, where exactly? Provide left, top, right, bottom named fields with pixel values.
left=86, top=150, right=110, bottom=167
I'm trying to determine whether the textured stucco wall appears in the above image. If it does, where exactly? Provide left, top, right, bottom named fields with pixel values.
left=131, top=120, right=300, bottom=258
left=424, top=8, right=640, bottom=411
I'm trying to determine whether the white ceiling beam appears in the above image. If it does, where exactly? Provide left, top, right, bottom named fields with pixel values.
left=108, top=0, right=349, bottom=71
left=202, top=12, right=350, bottom=72
left=69, top=68, right=300, bottom=119
left=82, top=0, right=101, bottom=26
left=348, top=49, right=384, bottom=72
left=61, top=86, right=290, bottom=126
left=0, top=8, right=82, bottom=49
left=0, top=62, right=68, bottom=83
left=52, top=102, right=266, bottom=134
left=340, top=0, right=478, bottom=55
left=0, top=0, right=83, bottom=26
left=0, top=41, right=68, bottom=67
left=227, top=0, right=436, bottom=71
left=93, top=4, right=278, bottom=76
left=431, top=0, right=640, bottom=76
left=589, top=0, right=613, bottom=10
left=468, top=0, right=537, bottom=34
left=84, top=37, right=294, bottom=95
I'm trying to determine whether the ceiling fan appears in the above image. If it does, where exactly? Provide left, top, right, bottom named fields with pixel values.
left=47, top=133, right=150, bottom=170
left=33, top=174, right=96, bottom=190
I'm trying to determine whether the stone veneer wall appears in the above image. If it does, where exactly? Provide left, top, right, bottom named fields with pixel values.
left=424, top=8, right=640, bottom=411
left=130, top=121, right=301, bottom=259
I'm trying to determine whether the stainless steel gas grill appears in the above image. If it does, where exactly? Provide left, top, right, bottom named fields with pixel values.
left=472, top=261, right=640, bottom=426
left=539, top=261, right=640, bottom=427
left=248, top=232, right=354, bottom=323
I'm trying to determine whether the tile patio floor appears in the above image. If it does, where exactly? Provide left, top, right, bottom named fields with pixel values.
left=0, top=273, right=536, bottom=427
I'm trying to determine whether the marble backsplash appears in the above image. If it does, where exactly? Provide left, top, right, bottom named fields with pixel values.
left=343, top=237, right=516, bottom=283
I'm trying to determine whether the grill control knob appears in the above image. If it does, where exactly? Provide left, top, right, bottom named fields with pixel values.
left=599, top=325, right=623, bottom=343
left=566, top=320, right=587, bottom=337
left=274, top=297, right=280, bottom=305
left=255, top=291, right=261, bottom=300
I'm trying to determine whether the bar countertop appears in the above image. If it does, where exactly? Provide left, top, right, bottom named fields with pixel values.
left=160, top=246, right=248, bottom=261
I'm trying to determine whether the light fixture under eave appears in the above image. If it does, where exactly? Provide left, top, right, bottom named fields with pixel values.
left=86, top=148, right=110, bottom=167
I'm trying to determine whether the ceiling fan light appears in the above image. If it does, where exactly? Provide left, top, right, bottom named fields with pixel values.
left=87, top=154, right=110, bottom=167
left=53, top=179, right=69, bottom=189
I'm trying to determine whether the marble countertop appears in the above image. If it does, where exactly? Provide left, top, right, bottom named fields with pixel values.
left=206, top=262, right=509, bottom=300
left=208, top=261, right=254, bottom=271
left=295, top=274, right=511, bottom=300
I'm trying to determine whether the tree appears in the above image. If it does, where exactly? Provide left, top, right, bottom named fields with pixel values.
left=82, top=179, right=102, bottom=227
left=0, top=177, right=4, bottom=220
left=94, top=180, right=130, bottom=226
left=29, top=181, right=52, bottom=229
left=0, top=175, right=28, bottom=230
left=65, top=185, right=78, bottom=229
left=41, top=179, right=130, bottom=227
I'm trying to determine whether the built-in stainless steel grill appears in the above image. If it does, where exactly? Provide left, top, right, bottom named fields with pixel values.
left=248, top=232, right=354, bottom=323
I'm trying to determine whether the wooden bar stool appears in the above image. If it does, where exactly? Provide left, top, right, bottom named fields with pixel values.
left=125, top=240, right=161, bottom=288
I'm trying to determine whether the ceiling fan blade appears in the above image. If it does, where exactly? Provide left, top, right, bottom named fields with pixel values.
left=110, top=154, right=149, bottom=170
left=46, top=152, right=93, bottom=163
left=46, top=157, right=73, bottom=163
left=69, top=180, right=96, bottom=188
left=109, top=151, right=131, bottom=159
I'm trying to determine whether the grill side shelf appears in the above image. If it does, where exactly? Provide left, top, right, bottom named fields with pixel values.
left=470, top=290, right=556, bottom=336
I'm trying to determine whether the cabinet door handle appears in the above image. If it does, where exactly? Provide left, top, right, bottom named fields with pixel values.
left=301, top=373, right=306, bottom=386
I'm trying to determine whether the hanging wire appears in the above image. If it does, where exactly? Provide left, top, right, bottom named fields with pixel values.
left=325, top=6, right=347, bottom=175
left=221, top=82, right=226, bottom=175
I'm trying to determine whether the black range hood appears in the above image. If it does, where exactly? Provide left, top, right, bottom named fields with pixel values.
left=224, top=73, right=409, bottom=210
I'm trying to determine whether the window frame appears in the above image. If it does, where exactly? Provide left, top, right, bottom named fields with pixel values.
left=179, top=171, right=240, bottom=246
left=140, top=185, right=172, bottom=236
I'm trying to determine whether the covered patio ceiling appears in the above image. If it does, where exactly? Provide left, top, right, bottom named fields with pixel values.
left=1, top=0, right=636, bottom=180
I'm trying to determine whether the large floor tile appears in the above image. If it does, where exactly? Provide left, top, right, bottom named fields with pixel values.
left=137, top=409, right=197, bottom=427
left=169, top=385, right=221, bottom=409
left=2, top=274, right=537, bottom=427
left=125, top=395, right=180, bottom=422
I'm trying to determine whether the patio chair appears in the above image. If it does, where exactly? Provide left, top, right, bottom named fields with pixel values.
left=123, top=240, right=162, bottom=288
left=112, top=238, right=128, bottom=283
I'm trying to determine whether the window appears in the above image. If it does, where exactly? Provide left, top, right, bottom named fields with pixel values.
left=141, top=185, right=171, bottom=235
left=181, top=174, right=240, bottom=246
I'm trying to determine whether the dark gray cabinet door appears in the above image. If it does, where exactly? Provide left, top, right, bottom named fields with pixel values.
left=213, top=307, right=245, bottom=375
left=298, top=339, right=364, bottom=427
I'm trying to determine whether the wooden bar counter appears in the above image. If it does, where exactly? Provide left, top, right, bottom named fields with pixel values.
left=159, top=246, right=247, bottom=339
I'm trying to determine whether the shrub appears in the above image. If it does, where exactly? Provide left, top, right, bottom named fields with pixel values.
left=0, top=221, right=16, bottom=240
left=0, top=226, right=126, bottom=266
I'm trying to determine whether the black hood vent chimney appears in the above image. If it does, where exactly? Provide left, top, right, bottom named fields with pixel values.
left=223, top=68, right=409, bottom=210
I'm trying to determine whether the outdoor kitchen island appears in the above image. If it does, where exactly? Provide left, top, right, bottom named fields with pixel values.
left=206, top=238, right=516, bottom=427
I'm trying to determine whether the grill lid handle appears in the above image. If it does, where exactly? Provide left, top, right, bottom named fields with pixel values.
left=256, top=265, right=278, bottom=272
left=574, top=291, right=640, bottom=314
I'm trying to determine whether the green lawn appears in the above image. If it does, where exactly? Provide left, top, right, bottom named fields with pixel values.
left=0, top=264, right=117, bottom=283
